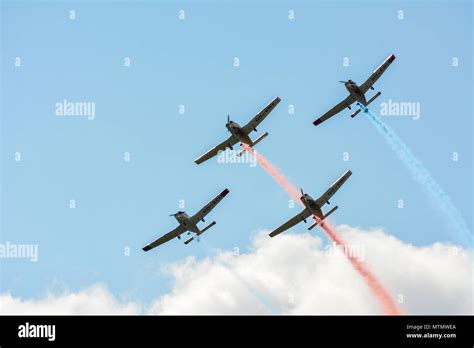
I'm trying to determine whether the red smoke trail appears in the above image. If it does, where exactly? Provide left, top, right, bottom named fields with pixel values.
left=243, top=145, right=403, bottom=315
left=317, top=218, right=403, bottom=315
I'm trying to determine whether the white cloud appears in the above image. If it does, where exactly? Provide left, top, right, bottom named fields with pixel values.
left=1, top=226, right=472, bottom=315
left=0, top=283, right=140, bottom=315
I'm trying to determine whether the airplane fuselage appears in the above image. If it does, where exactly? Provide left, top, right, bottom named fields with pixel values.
left=345, top=81, right=368, bottom=106
left=174, top=212, right=200, bottom=233
left=226, top=121, right=253, bottom=145
left=300, top=194, right=323, bottom=218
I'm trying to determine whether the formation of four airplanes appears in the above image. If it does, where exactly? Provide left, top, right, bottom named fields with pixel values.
left=143, top=54, right=396, bottom=252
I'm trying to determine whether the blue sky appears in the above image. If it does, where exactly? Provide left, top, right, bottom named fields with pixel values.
left=1, top=0, right=472, bottom=303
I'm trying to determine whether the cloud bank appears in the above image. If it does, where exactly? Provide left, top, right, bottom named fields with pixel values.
left=1, top=226, right=472, bottom=315
left=0, top=283, right=139, bottom=315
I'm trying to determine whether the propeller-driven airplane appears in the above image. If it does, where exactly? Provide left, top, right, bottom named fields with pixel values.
left=143, top=189, right=229, bottom=251
left=269, top=170, right=352, bottom=237
left=313, top=54, right=396, bottom=126
left=194, top=97, right=281, bottom=164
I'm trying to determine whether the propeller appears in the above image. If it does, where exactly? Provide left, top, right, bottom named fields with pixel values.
left=339, top=80, right=347, bottom=84
left=300, top=188, right=304, bottom=195
left=169, top=211, right=183, bottom=217
left=227, top=114, right=230, bottom=123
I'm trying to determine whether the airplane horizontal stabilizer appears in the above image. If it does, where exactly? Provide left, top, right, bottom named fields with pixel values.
left=308, top=206, right=338, bottom=231
left=198, top=221, right=216, bottom=235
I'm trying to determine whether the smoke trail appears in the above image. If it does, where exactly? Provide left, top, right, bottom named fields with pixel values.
left=358, top=104, right=472, bottom=244
left=316, top=218, right=403, bottom=315
left=242, top=144, right=403, bottom=315
left=242, top=147, right=302, bottom=203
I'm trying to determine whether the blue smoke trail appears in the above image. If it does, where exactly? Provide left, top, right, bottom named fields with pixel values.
left=357, top=103, right=472, bottom=245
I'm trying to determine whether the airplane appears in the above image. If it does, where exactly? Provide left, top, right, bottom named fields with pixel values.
left=269, top=170, right=352, bottom=238
left=313, top=54, right=396, bottom=126
left=142, top=189, right=229, bottom=251
left=194, top=97, right=281, bottom=164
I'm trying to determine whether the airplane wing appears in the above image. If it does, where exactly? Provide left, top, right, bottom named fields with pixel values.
left=194, top=136, right=239, bottom=164
left=191, top=188, right=230, bottom=223
left=315, top=170, right=352, bottom=207
left=269, top=208, right=312, bottom=238
left=359, top=54, right=396, bottom=94
left=143, top=225, right=187, bottom=252
left=242, top=97, right=281, bottom=134
left=313, top=95, right=356, bottom=126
